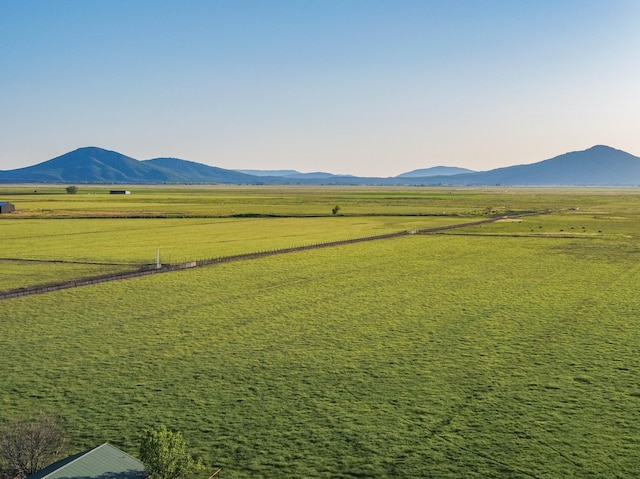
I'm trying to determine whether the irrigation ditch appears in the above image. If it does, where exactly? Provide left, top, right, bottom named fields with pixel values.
left=0, top=213, right=545, bottom=300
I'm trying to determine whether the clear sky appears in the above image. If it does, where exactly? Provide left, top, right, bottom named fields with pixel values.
left=1, top=0, right=639, bottom=177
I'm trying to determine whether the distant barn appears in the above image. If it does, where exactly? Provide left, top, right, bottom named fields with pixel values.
left=0, top=201, right=15, bottom=213
left=109, top=190, right=131, bottom=195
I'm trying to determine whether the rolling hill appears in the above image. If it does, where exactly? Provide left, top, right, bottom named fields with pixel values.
left=1, top=145, right=639, bottom=186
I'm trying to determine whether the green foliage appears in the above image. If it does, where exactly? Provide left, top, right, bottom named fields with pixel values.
left=331, top=205, right=340, bottom=215
left=65, top=186, right=78, bottom=194
left=139, top=425, right=203, bottom=479
left=0, top=414, right=67, bottom=478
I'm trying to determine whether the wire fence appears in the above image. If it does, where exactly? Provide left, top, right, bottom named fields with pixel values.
left=0, top=213, right=545, bottom=300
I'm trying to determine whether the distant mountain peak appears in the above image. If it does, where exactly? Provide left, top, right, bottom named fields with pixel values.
left=73, top=146, right=121, bottom=155
left=587, top=144, right=617, bottom=151
left=77, top=145, right=106, bottom=151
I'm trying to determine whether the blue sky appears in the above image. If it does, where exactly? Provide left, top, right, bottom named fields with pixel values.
left=1, top=0, right=639, bottom=176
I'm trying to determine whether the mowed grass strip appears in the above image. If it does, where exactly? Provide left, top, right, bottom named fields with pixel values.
left=2, top=233, right=640, bottom=478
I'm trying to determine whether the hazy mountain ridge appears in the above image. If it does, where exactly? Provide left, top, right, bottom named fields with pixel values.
left=235, top=169, right=354, bottom=179
left=1, top=145, right=639, bottom=186
left=145, top=158, right=259, bottom=183
left=235, top=169, right=301, bottom=177
left=396, top=166, right=476, bottom=178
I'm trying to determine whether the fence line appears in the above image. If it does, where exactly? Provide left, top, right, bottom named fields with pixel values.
left=0, top=213, right=544, bottom=300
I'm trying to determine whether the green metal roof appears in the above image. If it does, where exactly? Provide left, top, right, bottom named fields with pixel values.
left=27, top=443, right=147, bottom=479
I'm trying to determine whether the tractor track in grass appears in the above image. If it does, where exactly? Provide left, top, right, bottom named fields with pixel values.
left=0, top=212, right=545, bottom=300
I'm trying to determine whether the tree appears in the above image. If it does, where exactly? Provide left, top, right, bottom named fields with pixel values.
left=139, top=426, right=203, bottom=479
left=332, top=205, right=341, bottom=215
left=65, top=186, right=78, bottom=194
left=0, top=415, right=68, bottom=479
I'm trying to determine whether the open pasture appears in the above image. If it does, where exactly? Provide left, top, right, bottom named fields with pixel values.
left=0, top=260, right=138, bottom=291
left=3, top=185, right=490, bottom=217
left=3, top=185, right=639, bottom=218
left=2, top=233, right=640, bottom=478
left=1, top=186, right=640, bottom=478
left=0, top=216, right=469, bottom=266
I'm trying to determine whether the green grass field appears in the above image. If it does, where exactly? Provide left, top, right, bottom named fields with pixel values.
left=0, top=216, right=471, bottom=265
left=1, top=186, right=640, bottom=478
left=0, top=261, right=138, bottom=291
left=4, top=185, right=639, bottom=218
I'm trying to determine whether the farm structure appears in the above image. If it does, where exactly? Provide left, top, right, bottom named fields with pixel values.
left=110, top=190, right=131, bottom=195
left=26, top=443, right=146, bottom=479
left=0, top=201, right=15, bottom=213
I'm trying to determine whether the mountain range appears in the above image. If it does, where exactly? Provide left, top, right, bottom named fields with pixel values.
left=1, top=145, right=639, bottom=186
left=396, top=166, right=477, bottom=178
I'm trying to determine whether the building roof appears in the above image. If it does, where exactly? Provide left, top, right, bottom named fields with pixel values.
left=26, top=443, right=147, bottom=479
